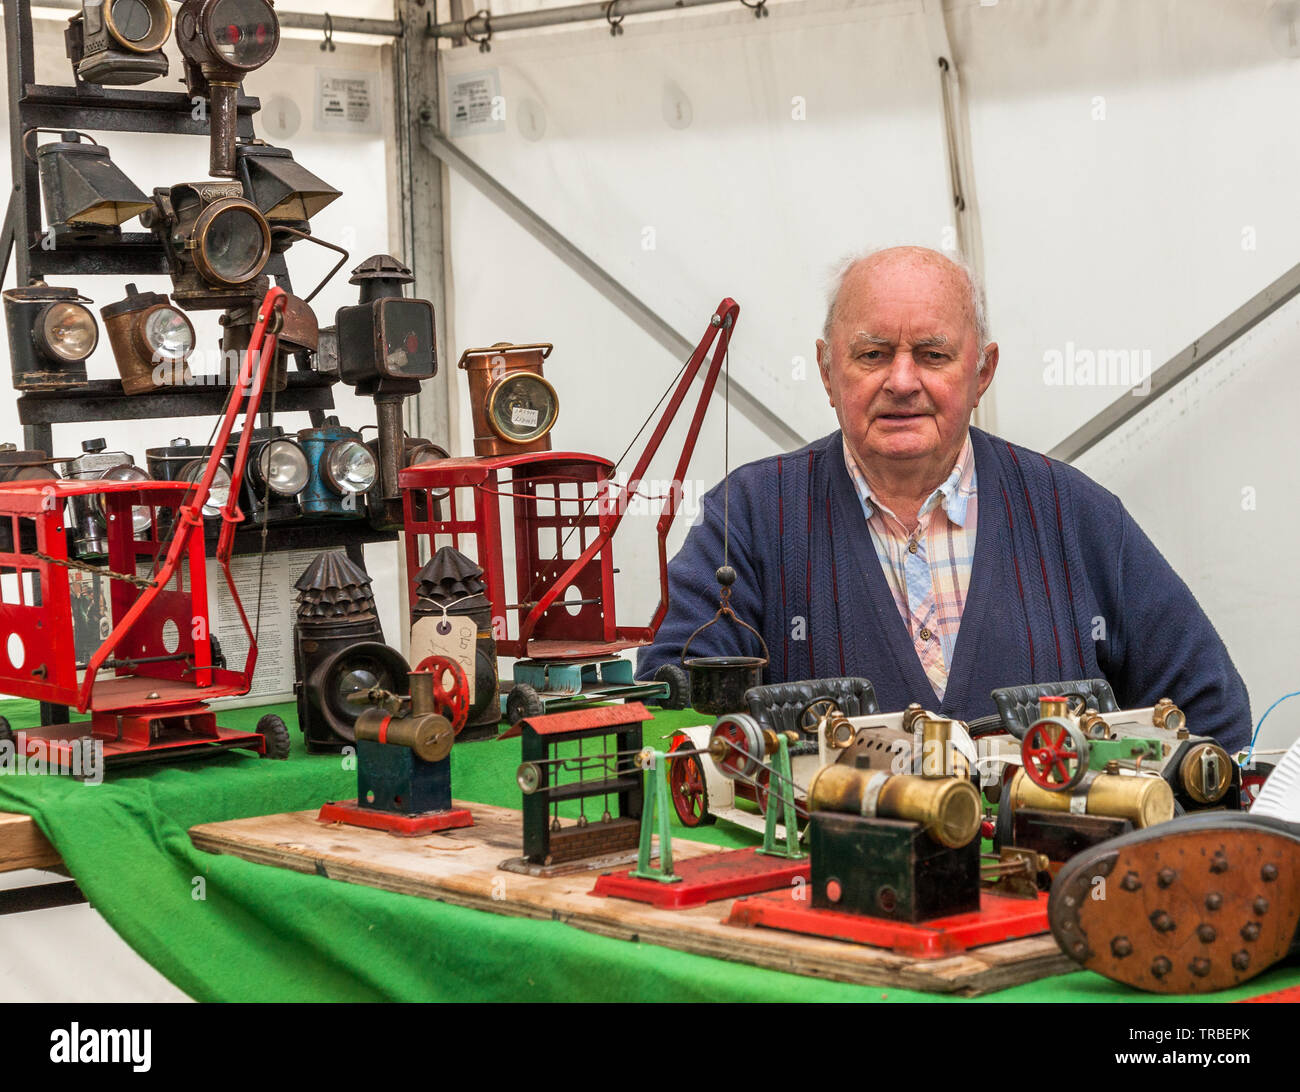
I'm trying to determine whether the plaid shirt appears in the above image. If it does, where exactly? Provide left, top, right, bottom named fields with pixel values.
left=842, top=432, right=978, bottom=701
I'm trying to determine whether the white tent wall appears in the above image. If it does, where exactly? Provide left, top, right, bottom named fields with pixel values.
left=0, top=13, right=408, bottom=650
left=437, top=0, right=1300, bottom=750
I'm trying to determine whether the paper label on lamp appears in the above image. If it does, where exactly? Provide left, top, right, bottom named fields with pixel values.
left=446, top=68, right=505, bottom=137
left=410, top=614, right=477, bottom=704
left=511, top=406, right=539, bottom=429
left=316, top=70, right=381, bottom=134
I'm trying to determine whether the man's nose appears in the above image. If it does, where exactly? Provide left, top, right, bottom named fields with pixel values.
left=882, top=352, right=923, bottom=397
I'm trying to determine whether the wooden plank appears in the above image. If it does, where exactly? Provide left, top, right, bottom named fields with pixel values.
left=190, top=803, right=1074, bottom=996
left=0, top=810, right=61, bottom=872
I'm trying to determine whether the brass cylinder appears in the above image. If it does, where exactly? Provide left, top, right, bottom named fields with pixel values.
left=807, top=765, right=982, bottom=848
left=409, top=670, right=436, bottom=717
left=1038, top=696, right=1069, bottom=719
left=355, top=709, right=454, bottom=763
left=1007, top=768, right=1173, bottom=828
left=920, top=716, right=950, bottom=779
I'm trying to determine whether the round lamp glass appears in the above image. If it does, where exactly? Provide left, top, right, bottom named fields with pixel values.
left=40, top=302, right=98, bottom=363
left=325, top=441, right=377, bottom=495
left=143, top=306, right=195, bottom=363
left=258, top=439, right=309, bottom=496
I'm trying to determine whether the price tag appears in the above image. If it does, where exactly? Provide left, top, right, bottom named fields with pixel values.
left=410, top=615, right=477, bottom=704
left=511, top=405, right=540, bottom=429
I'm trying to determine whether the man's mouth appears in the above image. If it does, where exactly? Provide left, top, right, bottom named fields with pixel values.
left=876, top=411, right=930, bottom=422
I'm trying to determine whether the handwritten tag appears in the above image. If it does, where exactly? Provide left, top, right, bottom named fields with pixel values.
left=511, top=405, right=539, bottom=429
left=411, top=615, right=477, bottom=704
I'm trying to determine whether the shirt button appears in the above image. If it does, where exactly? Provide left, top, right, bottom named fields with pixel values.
left=908, top=540, right=918, bottom=554
left=919, top=627, right=932, bottom=641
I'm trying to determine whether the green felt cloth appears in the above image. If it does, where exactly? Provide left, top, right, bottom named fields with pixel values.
left=0, top=697, right=1296, bottom=1002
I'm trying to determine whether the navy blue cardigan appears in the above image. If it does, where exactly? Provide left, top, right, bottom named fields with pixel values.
left=637, top=428, right=1252, bottom=751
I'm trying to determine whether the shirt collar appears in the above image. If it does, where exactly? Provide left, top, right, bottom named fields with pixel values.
left=842, top=431, right=977, bottom=528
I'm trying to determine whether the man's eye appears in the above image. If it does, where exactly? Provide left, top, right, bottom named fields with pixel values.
left=858, top=351, right=886, bottom=362
left=923, top=351, right=947, bottom=362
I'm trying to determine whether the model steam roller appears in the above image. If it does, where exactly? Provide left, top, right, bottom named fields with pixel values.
left=0, top=286, right=292, bottom=767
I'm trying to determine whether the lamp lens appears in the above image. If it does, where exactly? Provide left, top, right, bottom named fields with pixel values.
left=210, top=0, right=278, bottom=67
left=143, top=307, right=194, bottom=362
left=325, top=441, right=377, bottom=495
left=202, top=206, right=265, bottom=283
left=179, top=460, right=231, bottom=518
left=258, top=440, right=309, bottom=496
left=96, top=465, right=153, bottom=535
left=111, top=0, right=153, bottom=42
left=40, top=303, right=98, bottom=363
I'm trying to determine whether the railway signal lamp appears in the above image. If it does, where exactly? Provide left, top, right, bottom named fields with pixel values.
left=234, top=426, right=308, bottom=525
left=66, top=0, right=173, bottom=85
left=176, top=0, right=280, bottom=178
left=35, top=132, right=151, bottom=243
left=296, top=419, right=377, bottom=519
left=146, top=438, right=233, bottom=523
left=100, top=284, right=196, bottom=394
left=293, top=551, right=408, bottom=753
left=3, top=284, right=99, bottom=391
left=143, top=181, right=272, bottom=310
left=58, top=440, right=152, bottom=558
left=335, top=254, right=437, bottom=528
left=460, top=342, right=558, bottom=457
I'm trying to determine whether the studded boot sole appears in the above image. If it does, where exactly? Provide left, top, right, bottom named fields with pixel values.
left=1048, top=811, right=1300, bottom=994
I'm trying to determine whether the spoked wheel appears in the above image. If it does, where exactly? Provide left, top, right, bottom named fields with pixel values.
left=1021, top=719, right=1089, bottom=791
left=1241, top=762, right=1276, bottom=810
left=668, top=737, right=714, bottom=827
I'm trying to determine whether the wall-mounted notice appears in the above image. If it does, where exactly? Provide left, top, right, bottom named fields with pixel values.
left=316, top=69, right=381, bottom=134
left=447, top=68, right=505, bottom=137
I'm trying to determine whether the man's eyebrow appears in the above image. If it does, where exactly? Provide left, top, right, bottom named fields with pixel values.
left=846, top=332, right=893, bottom=351
left=911, top=335, right=952, bottom=350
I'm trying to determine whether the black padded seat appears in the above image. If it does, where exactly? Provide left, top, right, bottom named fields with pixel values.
left=991, top=678, right=1119, bottom=739
left=744, top=677, right=879, bottom=737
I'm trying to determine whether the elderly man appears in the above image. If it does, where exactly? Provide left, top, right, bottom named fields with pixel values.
left=638, top=246, right=1251, bottom=750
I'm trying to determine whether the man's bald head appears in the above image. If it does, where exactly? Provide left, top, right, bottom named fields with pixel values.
left=822, top=247, right=989, bottom=371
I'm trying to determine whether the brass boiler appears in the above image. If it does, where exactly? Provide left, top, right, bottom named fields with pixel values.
left=1006, top=766, right=1174, bottom=828
left=806, top=765, right=982, bottom=848
left=354, top=670, right=455, bottom=763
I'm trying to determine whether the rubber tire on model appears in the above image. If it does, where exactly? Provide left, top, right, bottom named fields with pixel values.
left=0, top=716, right=11, bottom=746
left=654, top=663, right=691, bottom=710
left=257, top=713, right=291, bottom=760
left=505, top=683, right=545, bottom=726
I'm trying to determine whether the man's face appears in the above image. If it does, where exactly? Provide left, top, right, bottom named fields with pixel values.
left=816, top=253, right=997, bottom=474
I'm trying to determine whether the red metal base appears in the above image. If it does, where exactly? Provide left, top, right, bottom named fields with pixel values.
left=727, top=889, right=1051, bottom=958
left=13, top=719, right=266, bottom=770
left=1241, top=985, right=1300, bottom=1003
left=590, top=847, right=810, bottom=909
left=317, top=800, right=475, bottom=836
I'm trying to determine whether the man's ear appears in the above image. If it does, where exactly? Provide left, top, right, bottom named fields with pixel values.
left=974, top=342, right=998, bottom=405
left=816, top=339, right=835, bottom=405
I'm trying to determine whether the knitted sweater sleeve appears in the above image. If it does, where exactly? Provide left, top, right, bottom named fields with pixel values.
left=1093, top=488, right=1252, bottom=751
left=635, top=477, right=764, bottom=682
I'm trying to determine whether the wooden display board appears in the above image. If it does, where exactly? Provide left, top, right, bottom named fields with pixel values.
left=189, top=802, right=1074, bottom=995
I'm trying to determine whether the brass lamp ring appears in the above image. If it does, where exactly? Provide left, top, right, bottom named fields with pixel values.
left=190, top=198, right=272, bottom=287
